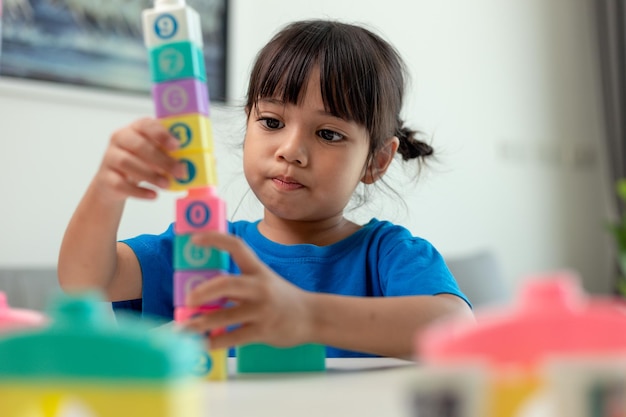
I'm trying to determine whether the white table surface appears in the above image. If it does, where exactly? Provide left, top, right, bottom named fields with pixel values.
left=201, top=358, right=419, bottom=417
left=59, top=357, right=551, bottom=417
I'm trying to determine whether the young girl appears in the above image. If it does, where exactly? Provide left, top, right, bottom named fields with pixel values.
left=58, top=19, right=473, bottom=359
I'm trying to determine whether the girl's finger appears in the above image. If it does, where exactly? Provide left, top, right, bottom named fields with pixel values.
left=185, top=303, right=258, bottom=333
left=208, top=324, right=260, bottom=350
left=186, top=275, right=260, bottom=307
left=191, top=231, right=265, bottom=275
left=106, top=148, right=171, bottom=189
left=130, top=117, right=180, bottom=151
left=98, top=169, right=159, bottom=200
left=112, top=127, right=183, bottom=179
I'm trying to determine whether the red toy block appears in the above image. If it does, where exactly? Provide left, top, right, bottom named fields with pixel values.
left=174, top=305, right=223, bottom=323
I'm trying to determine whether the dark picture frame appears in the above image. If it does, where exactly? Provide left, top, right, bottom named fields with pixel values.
left=0, top=0, right=228, bottom=101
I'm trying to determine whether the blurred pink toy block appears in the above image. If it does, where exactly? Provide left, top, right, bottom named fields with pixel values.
left=412, top=272, right=626, bottom=417
left=417, top=271, right=626, bottom=370
left=0, top=292, right=47, bottom=333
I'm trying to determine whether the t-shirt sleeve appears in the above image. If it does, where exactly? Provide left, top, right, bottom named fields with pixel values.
left=377, top=226, right=471, bottom=308
left=117, top=223, right=175, bottom=319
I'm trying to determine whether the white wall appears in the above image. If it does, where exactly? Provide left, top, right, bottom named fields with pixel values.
left=0, top=0, right=614, bottom=294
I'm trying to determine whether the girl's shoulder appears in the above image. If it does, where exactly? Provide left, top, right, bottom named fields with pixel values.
left=362, top=218, right=423, bottom=242
left=227, top=219, right=261, bottom=237
left=362, top=218, right=440, bottom=257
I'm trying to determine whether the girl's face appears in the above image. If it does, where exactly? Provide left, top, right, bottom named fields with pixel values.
left=243, top=71, right=371, bottom=223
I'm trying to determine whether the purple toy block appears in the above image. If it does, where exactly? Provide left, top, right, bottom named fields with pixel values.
left=175, top=186, right=227, bottom=234
left=174, top=270, right=226, bottom=307
left=152, top=79, right=210, bottom=118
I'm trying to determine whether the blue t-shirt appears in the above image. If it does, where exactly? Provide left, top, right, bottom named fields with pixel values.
left=119, top=218, right=469, bottom=357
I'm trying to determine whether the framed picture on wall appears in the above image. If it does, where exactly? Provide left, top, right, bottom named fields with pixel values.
left=0, top=0, right=228, bottom=101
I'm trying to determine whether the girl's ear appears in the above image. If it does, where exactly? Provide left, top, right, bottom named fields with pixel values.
left=361, top=136, right=400, bottom=184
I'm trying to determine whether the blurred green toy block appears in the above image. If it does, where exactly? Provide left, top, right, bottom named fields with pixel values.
left=0, top=292, right=204, bottom=417
left=237, top=343, right=326, bottom=373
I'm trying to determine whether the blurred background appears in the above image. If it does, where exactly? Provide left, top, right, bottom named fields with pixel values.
left=0, top=0, right=619, bottom=306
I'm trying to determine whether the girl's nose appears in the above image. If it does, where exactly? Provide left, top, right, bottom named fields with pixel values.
left=276, top=131, right=308, bottom=166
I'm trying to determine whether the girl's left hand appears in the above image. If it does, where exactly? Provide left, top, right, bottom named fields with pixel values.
left=184, top=231, right=314, bottom=350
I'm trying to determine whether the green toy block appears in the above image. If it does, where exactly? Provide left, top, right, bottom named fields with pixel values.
left=0, top=292, right=204, bottom=382
left=149, top=40, right=206, bottom=83
left=174, top=233, right=229, bottom=270
left=236, top=343, right=326, bottom=373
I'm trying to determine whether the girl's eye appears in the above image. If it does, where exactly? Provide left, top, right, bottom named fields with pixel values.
left=318, top=129, right=344, bottom=142
left=260, top=117, right=284, bottom=129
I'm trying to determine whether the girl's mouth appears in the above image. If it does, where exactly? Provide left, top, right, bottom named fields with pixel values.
left=272, top=177, right=304, bottom=191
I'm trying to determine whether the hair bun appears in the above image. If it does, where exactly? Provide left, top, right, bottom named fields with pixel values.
left=396, top=126, right=433, bottom=161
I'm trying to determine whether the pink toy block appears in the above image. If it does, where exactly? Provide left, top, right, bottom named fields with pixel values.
left=0, top=292, right=47, bottom=333
left=417, top=271, right=626, bottom=370
left=152, top=78, right=209, bottom=118
left=174, top=305, right=226, bottom=341
left=174, top=186, right=227, bottom=234
left=173, top=270, right=226, bottom=307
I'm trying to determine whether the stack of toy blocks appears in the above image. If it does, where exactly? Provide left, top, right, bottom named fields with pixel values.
left=142, top=0, right=324, bottom=375
left=142, top=0, right=228, bottom=381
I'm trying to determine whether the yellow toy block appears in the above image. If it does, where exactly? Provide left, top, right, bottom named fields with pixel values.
left=160, top=114, right=214, bottom=154
left=488, top=371, right=543, bottom=417
left=0, top=381, right=199, bottom=417
left=207, top=349, right=228, bottom=381
left=170, top=151, right=218, bottom=191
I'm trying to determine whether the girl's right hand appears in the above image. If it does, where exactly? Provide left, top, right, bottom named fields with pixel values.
left=93, top=117, right=185, bottom=202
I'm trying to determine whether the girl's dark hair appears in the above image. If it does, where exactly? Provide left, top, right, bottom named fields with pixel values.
left=245, top=19, right=433, bottom=170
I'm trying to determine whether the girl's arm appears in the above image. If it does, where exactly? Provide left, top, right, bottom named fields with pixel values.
left=304, top=292, right=472, bottom=358
left=185, top=231, right=474, bottom=359
left=57, top=118, right=183, bottom=301
left=57, top=182, right=142, bottom=301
